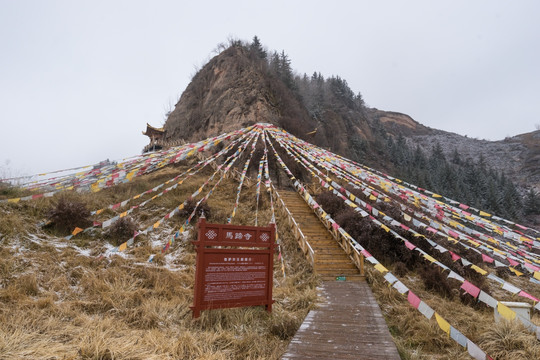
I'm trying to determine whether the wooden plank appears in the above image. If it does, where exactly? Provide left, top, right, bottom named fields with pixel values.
left=281, top=281, right=400, bottom=360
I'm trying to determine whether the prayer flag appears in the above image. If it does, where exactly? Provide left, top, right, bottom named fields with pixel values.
left=461, top=281, right=481, bottom=298
left=374, top=263, right=388, bottom=273
left=407, top=290, right=421, bottom=308
left=435, top=313, right=451, bottom=336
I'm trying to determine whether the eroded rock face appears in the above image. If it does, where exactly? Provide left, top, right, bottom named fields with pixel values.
left=164, top=46, right=313, bottom=143
left=162, top=45, right=375, bottom=160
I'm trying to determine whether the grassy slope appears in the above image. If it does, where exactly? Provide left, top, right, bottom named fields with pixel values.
left=0, top=159, right=318, bottom=360
left=1, top=157, right=540, bottom=359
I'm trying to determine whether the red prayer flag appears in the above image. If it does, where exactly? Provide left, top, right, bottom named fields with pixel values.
left=361, top=249, right=372, bottom=258
left=461, top=280, right=480, bottom=298
left=481, top=254, right=494, bottom=263
left=400, top=224, right=410, bottom=231
left=404, top=240, right=416, bottom=250
left=450, top=251, right=461, bottom=261
left=507, top=258, right=519, bottom=267
left=518, top=291, right=539, bottom=302
left=407, top=290, right=421, bottom=309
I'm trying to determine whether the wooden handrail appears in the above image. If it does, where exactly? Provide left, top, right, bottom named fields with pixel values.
left=272, top=185, right=316, bottom=266
left=294, top=184, right=364, bottom=276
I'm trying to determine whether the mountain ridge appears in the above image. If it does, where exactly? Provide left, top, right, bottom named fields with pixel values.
left=160, top=39, right=540, bottom=223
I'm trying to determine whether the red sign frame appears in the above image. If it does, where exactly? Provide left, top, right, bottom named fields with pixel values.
left=191, top=217, right=276, bottom=318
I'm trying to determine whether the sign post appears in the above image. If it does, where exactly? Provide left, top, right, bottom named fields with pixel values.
left=191, top=217, right=276, bottom=318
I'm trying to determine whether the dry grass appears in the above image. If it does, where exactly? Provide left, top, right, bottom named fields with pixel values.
left=0, top=164, right=318, bottom=359
left=3, top=160, right=539, bottom=359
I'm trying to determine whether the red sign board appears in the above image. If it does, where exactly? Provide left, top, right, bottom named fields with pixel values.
left=191, top=218, right=276, bottom=318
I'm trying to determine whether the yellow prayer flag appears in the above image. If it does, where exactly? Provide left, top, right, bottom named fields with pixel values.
left=72, top=227, right=84, bottom=236
left=96, top=209, right=104, bottom=215
left=380, top=224, right=390, bottom=232
left=153, top=221, right=160, bottom=229
left=374, top=263, right=388, bottom=273
left=349, top=194, right=356, bottom=202
left=479, top=211, right=491, bottom=217
left=435, top=313, right=451, bottom=336
left=497, top=302, right=516, bottom=321
left=118, top=242, right=128, bottom=252
left=119, top=211, right=128, bottom=218
left=509, top=267, right=523, bottom=276
left=470, top=264, right=487, bottom=275
left=8, top=197, right=20, bottom=203
left=403, top=214, right=412, bottom=222
left=534, top=272, right=540, bottom=281
left=369, top=195, right=376, bottom=201
left=432, top=193, right=442, bottom=198
left=424, top=254, right=437, bottom=263
left=134, top=195, right=141, bottom=200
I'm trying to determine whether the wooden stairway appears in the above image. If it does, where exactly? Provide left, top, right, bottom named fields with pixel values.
left=279, top=191, right=364, bottom=281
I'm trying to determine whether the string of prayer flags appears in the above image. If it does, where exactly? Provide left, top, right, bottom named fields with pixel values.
left=263, top=129, right=494, bottom=359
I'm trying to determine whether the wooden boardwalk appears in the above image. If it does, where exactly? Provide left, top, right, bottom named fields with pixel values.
left=279, top=191, right=363, bottom=281
left=279, top=191, right=400, bottom=359
left=281, top=281, right=401, bottom=359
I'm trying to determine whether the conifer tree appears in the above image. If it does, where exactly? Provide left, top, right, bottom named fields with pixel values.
left=250, top=35, right=267, bottom=59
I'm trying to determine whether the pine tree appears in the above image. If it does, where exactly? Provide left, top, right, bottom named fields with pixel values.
left=525, top=189, right=540, bottom=215
left=250, top=36, right=267, bottom=59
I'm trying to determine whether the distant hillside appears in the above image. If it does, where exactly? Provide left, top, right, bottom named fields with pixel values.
left=376, top=112, right=540, bottom=193
left=161, top=37, right=540, bottom=224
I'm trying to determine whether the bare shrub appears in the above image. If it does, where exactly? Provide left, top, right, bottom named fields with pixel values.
left=496, top=266, right=512, bottom=279
left=420, top=266, right=455, bottom=299
left=178, top=198, right=212, bottom=220
left=316, top=191, right=346, bottom=217
left=393, top=262, right=408, bottom=277
left=269, top=312, right=300, bottom=340
left=104, top=217, right=137, bottom=246
left=47, top=196, right=91, bottom=234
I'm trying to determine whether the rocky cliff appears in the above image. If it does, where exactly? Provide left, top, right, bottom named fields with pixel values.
left=163, top=45, right=373, bottom=159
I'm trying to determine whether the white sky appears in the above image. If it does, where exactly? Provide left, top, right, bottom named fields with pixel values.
left=1, top=0, right=539, bottom=177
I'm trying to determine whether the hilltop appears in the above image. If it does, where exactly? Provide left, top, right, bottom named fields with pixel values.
left=161, top=38, right=540, bottom=225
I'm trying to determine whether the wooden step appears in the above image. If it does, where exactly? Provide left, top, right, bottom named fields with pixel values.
left=279, top=190, right=363, bottom=281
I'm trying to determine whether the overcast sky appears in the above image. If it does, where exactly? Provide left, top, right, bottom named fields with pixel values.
left=1, top=0, right=539, bottom=178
